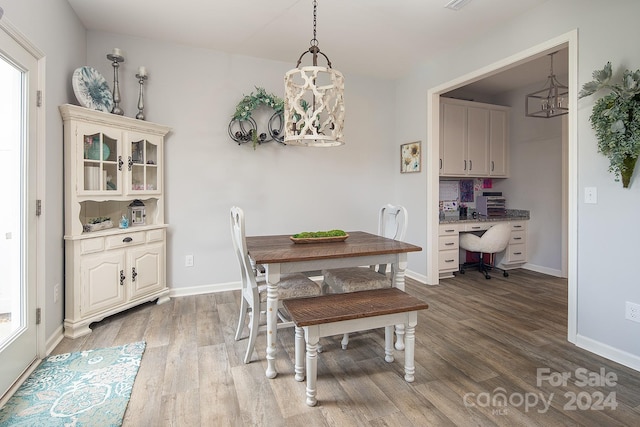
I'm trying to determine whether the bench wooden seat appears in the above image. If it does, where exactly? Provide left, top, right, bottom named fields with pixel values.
left=282, top=287, right=429, bottom=406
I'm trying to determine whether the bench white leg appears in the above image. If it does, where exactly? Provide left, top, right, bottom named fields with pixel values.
left=305, top=326, right=319, bottom=407
left=341, top=333, right=349, bottom=350
left=404, top=314, right=417, bottom=382
left=294, top=326, right=305, bottom=382
left=384, top=326, right=394, bottom=362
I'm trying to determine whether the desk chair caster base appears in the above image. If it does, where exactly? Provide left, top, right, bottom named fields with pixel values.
left=459, top=261, right=509, bottom=280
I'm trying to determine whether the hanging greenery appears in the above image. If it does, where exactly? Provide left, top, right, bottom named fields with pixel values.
left=579, top=62, right=640, bottom=188
left=232, top=87, right=284, bottom=121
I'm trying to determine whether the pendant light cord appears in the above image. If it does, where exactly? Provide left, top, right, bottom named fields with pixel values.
left=310, top=0, right=318, bottom=47
left=294, top=0, right=332, bottom=68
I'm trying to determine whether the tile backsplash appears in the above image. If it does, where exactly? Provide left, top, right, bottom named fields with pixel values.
left=439, top=178, right=496, bottom=211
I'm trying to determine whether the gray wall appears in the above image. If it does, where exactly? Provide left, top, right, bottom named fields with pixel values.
left=83, top=32, right=398, bottom=293
left=493, top=81, right=564, bottom=275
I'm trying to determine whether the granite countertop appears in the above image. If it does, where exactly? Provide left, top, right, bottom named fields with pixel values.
left=439, top=209, right=530, bottom=224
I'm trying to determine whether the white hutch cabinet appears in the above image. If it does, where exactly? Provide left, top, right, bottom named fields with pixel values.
left=60, top=104, right=171, bottom=338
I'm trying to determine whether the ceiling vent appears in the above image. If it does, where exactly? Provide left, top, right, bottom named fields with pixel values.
left=444, top=0, right=473, bottom=11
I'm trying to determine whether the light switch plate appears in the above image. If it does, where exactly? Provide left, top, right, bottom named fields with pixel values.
left=584, top=187, right=597, bottom=204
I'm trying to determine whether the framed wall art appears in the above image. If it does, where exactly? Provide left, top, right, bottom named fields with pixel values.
left=400, top=141, right=421, bottom=173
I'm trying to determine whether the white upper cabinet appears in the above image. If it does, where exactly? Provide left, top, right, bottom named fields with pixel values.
left=440, top=98, right=510, bottom=178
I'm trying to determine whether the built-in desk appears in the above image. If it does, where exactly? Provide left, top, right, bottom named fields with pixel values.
left=439, top=210, right=529, bottom=279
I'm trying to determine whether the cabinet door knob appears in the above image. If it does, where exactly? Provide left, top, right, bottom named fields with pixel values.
left=123, top=237, right=133, bottom=243
left=491, top=160, right=495, bottom=171
left=131, top=267, right=137, bottom=282
left=118, top=156, right=124, bottom=171
left=120, top=270, right=126, bottom=286
left=464, top=160, right=467, bottom=170
left=469, top=160, right=472, bottom=170
left=128, top=156, right=133, bottom=171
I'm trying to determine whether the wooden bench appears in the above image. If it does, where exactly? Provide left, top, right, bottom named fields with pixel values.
left=282, top=287, right=429, bottom=406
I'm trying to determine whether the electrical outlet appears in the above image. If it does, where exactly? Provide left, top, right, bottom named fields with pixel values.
left=54, top=283, right=60, bottom=303
left=584, top=187, right=597, bottom=204
left=185, top=255, right=194, bottom=267
left=625, top=301, right=640, bottom=323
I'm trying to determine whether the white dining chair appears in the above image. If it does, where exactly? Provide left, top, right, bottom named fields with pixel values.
left=322, top=204, right=408, bottom=348
left=231, top=206, right=322, bottom=363
left=459, top=222, right=511, bottom=279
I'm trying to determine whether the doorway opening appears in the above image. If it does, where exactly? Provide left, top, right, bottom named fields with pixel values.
left=426, top=31, right=578, bottom=343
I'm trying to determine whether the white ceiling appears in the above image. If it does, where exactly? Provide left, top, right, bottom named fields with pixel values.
left=66, top=0, right=555, bottom=87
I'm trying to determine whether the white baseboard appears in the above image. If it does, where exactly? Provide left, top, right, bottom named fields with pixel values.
left=45, top=324, right=64, bottom=356
left=169, top=281, right=241, bottom=298
left=406, top=269, right=428, bottom=285
left=576, top=334, right=640, bottom=373
left=521, top=262, right=563, bottom=277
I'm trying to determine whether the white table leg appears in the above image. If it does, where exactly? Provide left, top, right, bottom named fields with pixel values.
left=265, top=264, right=280, bottom=379
left=393, top=255, right=408, bottom=350
left=294, top=326, right=305, bottom=382
left=404, top=312, right=417, bottom=383
left=384, top=325, right=395, bottom=362
left=305, top=326, right=319, bottom=407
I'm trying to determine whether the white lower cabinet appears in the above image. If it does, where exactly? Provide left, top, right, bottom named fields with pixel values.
left=439, top=220, right=529, bottom=279
left=498, top=221, right=528, bottom=268
left=129, top=243, right=164, bottom=300
left=65, top=227, right=169, bottom=338
left=438, top=224, right=460, bottom=278
left=80, top=250, right=127, bottom=317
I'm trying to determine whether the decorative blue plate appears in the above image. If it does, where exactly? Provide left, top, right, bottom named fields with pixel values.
left=72, top=66, right=114, bottom=113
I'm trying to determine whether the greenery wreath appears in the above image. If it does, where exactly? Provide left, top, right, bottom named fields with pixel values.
left=232, top=87, right=284, bottom=121
left=580, top=62, right=640, bottom=187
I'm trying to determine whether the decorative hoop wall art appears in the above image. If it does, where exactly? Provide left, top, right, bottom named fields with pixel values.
left=228, top=87, right=285, bottom=149
left=400, top=141, right=421, bottom=173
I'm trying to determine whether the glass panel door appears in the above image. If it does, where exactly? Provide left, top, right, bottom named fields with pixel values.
left=0, top=44, right=22, bottom=350
left=0, top=24, right=38, bottom=398
left=129, top=136, right=160, bottom=193
left=80, top=128, right=119, bottom=193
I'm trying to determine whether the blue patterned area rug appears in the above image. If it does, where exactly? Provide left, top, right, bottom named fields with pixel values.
left=0, top=341, right=145, bottom=426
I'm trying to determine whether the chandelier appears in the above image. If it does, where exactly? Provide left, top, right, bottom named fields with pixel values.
left=284, top=0, right=345, bottom=146
left=525, top=52, right=568, bottom=118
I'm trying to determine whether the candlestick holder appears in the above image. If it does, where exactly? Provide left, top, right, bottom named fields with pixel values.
left=106, top=52, right=125, bottom=115
left=135, top=73, right=148, bottom=120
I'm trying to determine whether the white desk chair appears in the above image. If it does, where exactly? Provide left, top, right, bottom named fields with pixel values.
left=459, top=222, right=511, bottom=279
left=322, top=204, right=408, bottom=348
left=231, top=206, right=322, bottom=363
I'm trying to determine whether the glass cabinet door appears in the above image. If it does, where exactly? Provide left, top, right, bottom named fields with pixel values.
left=127, top=134, right=161, bottom=194
left=79, top=125, right=121, bottom=194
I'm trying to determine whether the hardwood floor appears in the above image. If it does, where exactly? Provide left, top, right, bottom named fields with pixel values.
left=52, top=269, right=640, bottom=426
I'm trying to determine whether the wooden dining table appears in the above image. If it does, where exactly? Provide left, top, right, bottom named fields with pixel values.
left=245, top=230, right=422, bottom=378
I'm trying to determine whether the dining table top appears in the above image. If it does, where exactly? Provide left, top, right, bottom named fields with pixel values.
left=246, top=231, right=422, bottom=264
